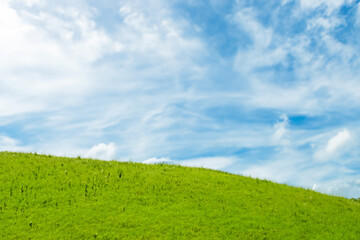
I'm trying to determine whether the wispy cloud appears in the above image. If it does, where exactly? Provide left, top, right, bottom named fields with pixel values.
left=271, top=114, right=289, bottom=145
left=297, top=0, right=354, bottom=12
left=314, top=129, right=351, bottom=161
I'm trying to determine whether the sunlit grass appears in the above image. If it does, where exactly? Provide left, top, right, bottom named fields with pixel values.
left=0, top=152, right=359, bottom=239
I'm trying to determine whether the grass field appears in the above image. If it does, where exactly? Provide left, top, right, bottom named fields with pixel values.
left=0, top=152, right=359, bottom=239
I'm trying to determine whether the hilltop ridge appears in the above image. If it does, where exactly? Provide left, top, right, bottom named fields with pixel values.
left=0, top=152, right=359, bottom=239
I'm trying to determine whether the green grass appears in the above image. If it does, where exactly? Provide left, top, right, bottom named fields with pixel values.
left=0, top=152, right=359, bottom=239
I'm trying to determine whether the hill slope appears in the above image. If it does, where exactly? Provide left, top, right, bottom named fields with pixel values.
left=0, top=152, right=359, bottom=239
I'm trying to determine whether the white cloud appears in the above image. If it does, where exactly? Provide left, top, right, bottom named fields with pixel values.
left=271, top=114, right=290, bottom=145
left=232, top=8, right=289, bottom=74
left=307, top=16, right=343, bottom=31
left=85, top=143, right=116, bottom=160
left=233, top=8, right=273, bottom=49
left=326, top=129, right=351, bottom=154
left=240, top=148, right=305, bottom=183
left=314, top=129, right=351, bottom=161
left=312, top=177, right=360, bottom=198
left=357, top=2, right=360, bottom=25
left=143, top=156, right=237, bottom=170
left=0, top=136, right=18, bottom=146
left=0, top=0, right=205, bottom=118
left=0, top=1, right=101, bottom=117
left=299, top=0, right=354, bottom=13
left=22, top=0, right=43, bottom=7
left=143, top=157, right=174, bottom=164
left=117, top=0, right=204, bottom=72
left=0, top=135, right=31, bottom=152
left=178, top=157, right=236, bottom=170
left=238, top=147, right=360, bottom=197
left=230, top=0, right=360, bottom=118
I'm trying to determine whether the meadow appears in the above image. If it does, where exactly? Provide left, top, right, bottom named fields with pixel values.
left=0, top=152, right=359, bottom=239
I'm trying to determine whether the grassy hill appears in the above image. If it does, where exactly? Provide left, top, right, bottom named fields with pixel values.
left=0, top=152, right=359, bottom=239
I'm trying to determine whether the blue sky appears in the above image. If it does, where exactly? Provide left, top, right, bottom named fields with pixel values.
left=1, top=0, right=360, bottom=198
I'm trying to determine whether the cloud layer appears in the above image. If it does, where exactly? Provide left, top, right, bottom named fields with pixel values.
left=1, top=0, right=360, bottom=197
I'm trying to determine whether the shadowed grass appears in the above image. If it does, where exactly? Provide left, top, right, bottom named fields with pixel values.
left=0, top=152, right=359, bottom=239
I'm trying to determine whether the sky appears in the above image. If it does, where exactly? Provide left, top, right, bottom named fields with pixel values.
left=1, top=0, right=360, bottom=198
